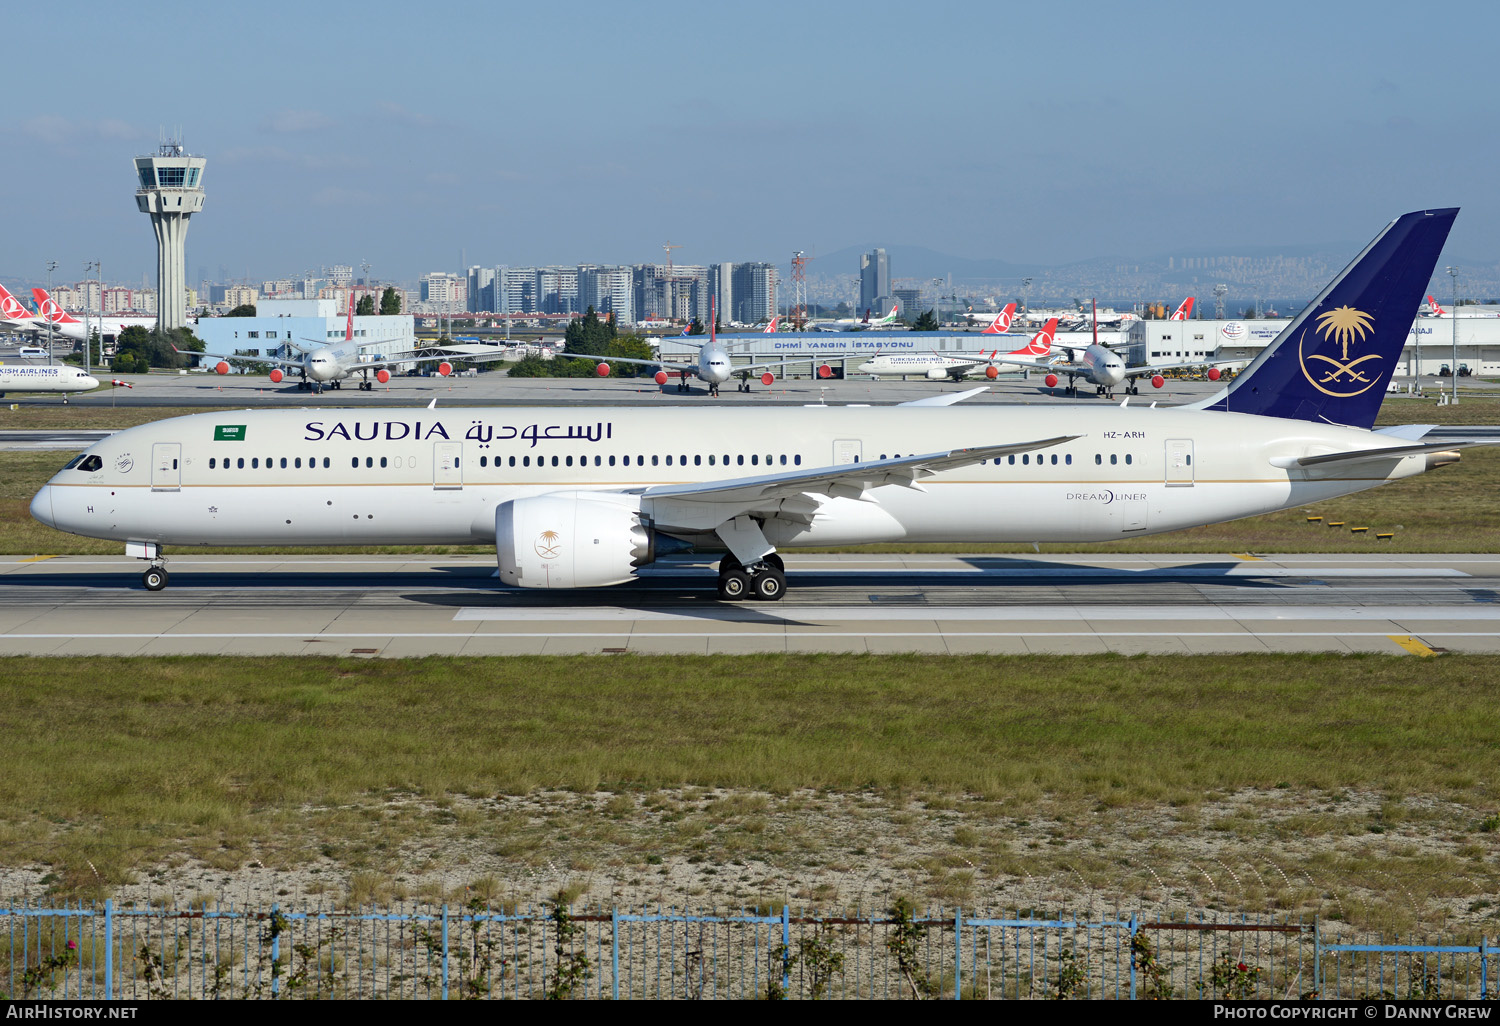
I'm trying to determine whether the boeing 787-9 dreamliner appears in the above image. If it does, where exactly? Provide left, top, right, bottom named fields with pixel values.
left=32, top=208, right=1490, bottom=601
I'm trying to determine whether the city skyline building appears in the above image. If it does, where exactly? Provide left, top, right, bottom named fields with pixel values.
left=860, top=248, right=890, bottom=314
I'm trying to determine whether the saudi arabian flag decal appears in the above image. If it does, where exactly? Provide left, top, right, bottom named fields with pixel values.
left=214, top=425, right=247, bottom=442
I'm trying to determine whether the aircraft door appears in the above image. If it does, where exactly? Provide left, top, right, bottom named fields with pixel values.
left=151, top=442, right=181, bottom=492
left=433, top=442, right=463, bottom=490
left=833, top=439, right=862, bottom=464
left=1164, top=439, right=1194, bottom=487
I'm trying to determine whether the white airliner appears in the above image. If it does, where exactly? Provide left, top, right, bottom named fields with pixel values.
left=857, top=318, right=1059, bottom=381
left=31, top=208, right=1489, bottom=603
left=1170, top=297, right=1195, bottom=321
left=195, top=296, right=458, bottom=392
left=1424, top=295, right=1498, bottom=318
left=29, top=288, right=158, bottom=340
left=0, top=363, right=99, bottom=400
left=0, top=285, right=44, bottom=333
left=991, top=303, right=1233, bottom=398
left=555, top=300, right=815, bottom=396
left=808, top=301, right=901, bottom=332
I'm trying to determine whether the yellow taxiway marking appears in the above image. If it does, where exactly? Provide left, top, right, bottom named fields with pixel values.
left=18, top=555, right=56, bottom=563
left=1233, top=553, right=1263, bottom=561
left=1388, top=635, right=1439, bottom=657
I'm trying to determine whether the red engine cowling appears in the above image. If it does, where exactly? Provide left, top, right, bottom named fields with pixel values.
left=985, top=365, right=999, bottom=379
left=269, top=368, right=284, bottom=383
left=215, top=361, right=230, bottom=375
left=654, top=370, right=669, bottom=385
left=1151, top=374, right=1165, bottom=389
left=1207, top=366, right=1222, bottom=381
left=438, top=361, right=453, bottom=377
left=760, top=372, right=775, bottom=386
left=376, top=369, right=391, bottom=384
left=1044, top=373, right=1058, bottom=388
left=817, top=364, right=833, bottom=379
left=596, top=363, right=611, bottom=376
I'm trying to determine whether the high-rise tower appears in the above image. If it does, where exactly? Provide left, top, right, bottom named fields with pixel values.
left=134, top=141, right=205, bottom=331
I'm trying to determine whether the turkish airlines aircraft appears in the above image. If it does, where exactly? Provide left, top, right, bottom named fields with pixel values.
left=0, top=284, right=44, bottom=333
left=0, top=364, right=99, bottom=400
left=32, top=208, right=1490, bottom=602
left=31, top=289, right=157, bottom=341
left=195, top=296, right=460, bottom=392
left=762, top=316, right=780, bottom=333
left=979, top=303, right=1018, bottom=334
left=856, top=318, right=1059, bottom=381
left=1170, top=297, right=1195, bottom=321
left=1425, top=294, right=1497, bottom=318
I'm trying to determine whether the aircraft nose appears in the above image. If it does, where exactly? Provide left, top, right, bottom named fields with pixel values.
left=83, top=376, right=100, bottom=389
left=30, top=485, right=54, bottom=529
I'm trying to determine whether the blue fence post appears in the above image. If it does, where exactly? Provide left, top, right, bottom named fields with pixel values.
left=611, top=908, right=620, bottom=1001
left=1313, top=916, right=1321, bottom=998
left=1481, top=936, right=1488, bottom=1000
left=270, top=903, right=280, bottom=999
left=103, top=900, right=113, bottom=1000
left=1128, top=914, right=1137, bottom=1000
left=954, top=908, right=962, bottom=1000
left=441, top=904, right=449, bottom=1001
left=781, top=906, right=791, bottom=997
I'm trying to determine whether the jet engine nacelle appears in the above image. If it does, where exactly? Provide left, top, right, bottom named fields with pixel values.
left=1207, top=366, right=1222, bottom=381
left=596, top=363, right=611, bottom=376
left=984, top=365, right=999, bottom=379
left=214, top=361, right=230, bottom=375
left=438, top=361, right=453, bottom=377
left=496, top=491, right=656, bottom=589
left=761, top=372, right=775, bottom=386
left=269, top=369, right=284, bottom=383
left=925, top=367, right=949, bottom=380
left=376, top=369, right=391, bottom=384
left=1151, top=375, right=1165, bottom=389
left=654, top=370, right=669, bottom=385
left=1044, top=373, right=1058, bottom=388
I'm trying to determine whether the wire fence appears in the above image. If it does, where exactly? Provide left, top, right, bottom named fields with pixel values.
left=1, top=899, right=1493, bottom=1000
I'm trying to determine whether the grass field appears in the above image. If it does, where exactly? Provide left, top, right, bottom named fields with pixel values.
left=2, top=654, right=1497, bottom=933
left=5, top=394, right=1500, bottom=554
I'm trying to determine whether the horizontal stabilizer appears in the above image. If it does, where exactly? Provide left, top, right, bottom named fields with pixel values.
left=1374, top=424, right=1437, bottom=441
left=1271, top=439, right=1496, bottom=469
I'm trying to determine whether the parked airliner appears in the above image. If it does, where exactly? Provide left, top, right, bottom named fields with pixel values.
left=856, top=318, right=1059, bottom=380
left=194, top=296, right=459, bottom=392
left=32, top=209, right=1489, bottom=602
left=807, top=301, right=901, bottom=332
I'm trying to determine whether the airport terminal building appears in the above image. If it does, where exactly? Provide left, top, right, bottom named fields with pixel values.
left=196, top=299, right=416, bottom=362
left=662, top=316, right=1500, bottom=378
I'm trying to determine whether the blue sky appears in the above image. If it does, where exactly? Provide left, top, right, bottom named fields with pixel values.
left=5, top=0, right=1497, bottom=286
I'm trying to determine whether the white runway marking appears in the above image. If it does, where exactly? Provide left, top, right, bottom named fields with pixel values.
left=452, top=604, right=1500, bottom=623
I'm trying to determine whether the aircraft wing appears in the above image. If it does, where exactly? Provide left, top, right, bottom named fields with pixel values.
left=1123, top=359, right=1239, bottom=379
left=642, top=436, right=1080, bottom=510
left=897, top=386, right=989, bottom=407
left=186, top=349, right=306, bottom=371
left=985, top=354, right=1069, bottom=373
left=551, top=351, right=696, bottom=374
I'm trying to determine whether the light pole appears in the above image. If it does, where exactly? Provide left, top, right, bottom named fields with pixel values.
left=44, top=260, right=57, bottom=364
left=1021, top=277, right=1032, bottom=317
left=84, top=261, right=99, bottom=378
left=1447, top=266, right=1459, bottom=404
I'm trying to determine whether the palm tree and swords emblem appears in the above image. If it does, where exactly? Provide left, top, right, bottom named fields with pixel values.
left=534, top=530, right=562, bottom=559
left=1299, top=305, right=1381, bottom=397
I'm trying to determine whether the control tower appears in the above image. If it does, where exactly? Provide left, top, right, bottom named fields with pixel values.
left=134, top=142, right=205, bottom=331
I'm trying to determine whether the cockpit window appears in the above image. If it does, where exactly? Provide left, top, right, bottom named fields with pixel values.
left=62, top=454, right=86, bottom=470
left=75, top=455, right=103, bottom=472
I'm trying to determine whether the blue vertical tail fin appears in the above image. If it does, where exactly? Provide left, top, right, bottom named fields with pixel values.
left=1199, top=208, right=1457, bottom=429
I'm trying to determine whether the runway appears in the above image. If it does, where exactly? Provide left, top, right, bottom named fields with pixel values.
left=1, top=552, right=1496, bottom=657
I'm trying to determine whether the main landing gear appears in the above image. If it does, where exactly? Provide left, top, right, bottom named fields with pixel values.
left=716, top=553, right=786, bottom=601
left=141, top=554, right=169, bottom=591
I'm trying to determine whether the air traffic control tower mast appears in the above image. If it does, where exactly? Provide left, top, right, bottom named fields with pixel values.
left=134, top=142, right=205, bottom=331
